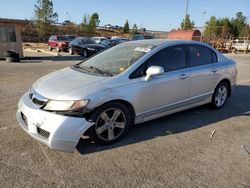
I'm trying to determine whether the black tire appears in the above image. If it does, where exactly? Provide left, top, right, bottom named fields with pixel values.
left=82, top=49, right=88, bottom=58
left=4, top=51, right=19, bottom=58
left=232, top=48, right=237, bottom=54
left=48, top=45, right=52, bottom=51
left=89, top=102, right=131, bottom=145
left=211, top=82, right=229, bottom=109
left=69, top=47, right=74, bottom=55
left=5, top=57, right=20, bottom=63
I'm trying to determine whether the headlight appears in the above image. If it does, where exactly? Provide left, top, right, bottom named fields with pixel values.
left=43, top=100, right=89, bottom=111
left=87, top=47, right=96, bottom=51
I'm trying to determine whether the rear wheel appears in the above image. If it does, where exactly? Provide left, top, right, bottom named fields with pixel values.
left=211, top=82, right=229, bottom=109
left=89, top=102, right=131, bottom=144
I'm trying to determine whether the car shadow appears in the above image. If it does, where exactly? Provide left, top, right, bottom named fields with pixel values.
left=76, top=85, right=250, bottom=154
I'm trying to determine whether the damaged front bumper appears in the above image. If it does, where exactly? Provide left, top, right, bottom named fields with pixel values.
left=16, top=92, right=94, bottom=152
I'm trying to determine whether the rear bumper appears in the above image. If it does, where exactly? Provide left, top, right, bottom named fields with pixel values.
left=16, top=92, right=94, bottom=152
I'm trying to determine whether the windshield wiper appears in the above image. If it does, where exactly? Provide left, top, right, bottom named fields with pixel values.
left=88, top=66, right=113, bottom=76
left=72, top=64, right=113, bottom=76
left=72, top=64, right=92, bottom=73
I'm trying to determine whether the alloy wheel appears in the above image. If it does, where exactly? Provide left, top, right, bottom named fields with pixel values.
left=83, top=49, right=88, bottom=58
left=69, top=47, right=73, bottom=55
left=215, top=85, right=228, bottom=107
left=95, top=108, right=126, bottom=141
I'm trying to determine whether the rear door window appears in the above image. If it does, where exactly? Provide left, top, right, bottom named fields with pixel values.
left=188, top=45, right=213, bottom=67
left=211, top=51, right=218, bottom=63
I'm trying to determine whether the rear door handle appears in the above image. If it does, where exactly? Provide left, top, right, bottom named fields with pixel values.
left=211, top=69, right=218, bottom=73
left=178, top=74, right=189, bottom=80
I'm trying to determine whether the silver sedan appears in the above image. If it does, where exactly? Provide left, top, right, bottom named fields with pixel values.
left=16, top=40, right=237, bottom=152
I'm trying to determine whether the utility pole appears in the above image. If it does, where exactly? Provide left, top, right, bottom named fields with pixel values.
left=184, top=0, right=189, bottom=30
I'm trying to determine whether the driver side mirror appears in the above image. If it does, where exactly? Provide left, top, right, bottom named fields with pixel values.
left=145, top=66, right=164, bottom=81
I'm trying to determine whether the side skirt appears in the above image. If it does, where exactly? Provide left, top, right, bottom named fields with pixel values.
left=134, top=93, right=213, bottom=124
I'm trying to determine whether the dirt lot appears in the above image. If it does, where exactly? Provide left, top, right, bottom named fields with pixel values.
left=0, top=53, right=250, bottom=188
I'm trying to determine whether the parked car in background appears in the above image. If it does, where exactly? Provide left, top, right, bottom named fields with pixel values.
left=132, top=34, right=156, bottom=41
left=92, top=37, right=112, bottom=47
left=111, top=36, right=123, bottom=39
left=69, top=37, right=106, bottom=57
left=48, top=35, right=71, bottom=52
left=17, top=40, right=237, bottom=152
left=140, top=28, right=146, bottom=32
left=110, top=38, right=129, bottom=46
left=62, top=20, right=72, bottom=25
left=65, top=35, right=76, bottom=41
left=231, top=40, right=250, bottom=53
left=104, top=24, right=114, bottom=29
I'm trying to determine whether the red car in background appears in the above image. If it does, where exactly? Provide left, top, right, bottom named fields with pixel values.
left=48, top=35, right=73, bottom=52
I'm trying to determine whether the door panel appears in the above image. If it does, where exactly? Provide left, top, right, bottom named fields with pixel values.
left=189, top=64, right=217, bottom=99
left=188, top=45, right=218, bottom=102
left=129, top=45, right=190, bottom=118
left=133, top=68, right=190, bottom=117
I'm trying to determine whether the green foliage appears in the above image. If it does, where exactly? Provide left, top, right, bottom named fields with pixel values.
left=204, top=12, right=250, bottom=38
left=181, top=14, right=195, bottom=30
left=90, top=12, right=100, bottom=28
left=231, top=12, right=247, bottom=37
left=34, top=0, right=58, bottom=41
left=131, top=24, right=139, bottom=34
left=204, top=16, right=218, bottom=37
left=80, top=12, right=99, bottom=36
left=123, top=20, right=130, bottom=34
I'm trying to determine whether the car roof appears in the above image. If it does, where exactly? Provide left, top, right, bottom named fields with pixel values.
left=76, top=37, right=91, bottom=40
left=125, top=39, right=213, bottom=49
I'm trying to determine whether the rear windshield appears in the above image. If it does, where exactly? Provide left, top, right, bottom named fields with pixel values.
left=57, top=36, right=70, bottom=41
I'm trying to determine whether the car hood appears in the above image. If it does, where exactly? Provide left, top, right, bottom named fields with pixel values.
left=32, top=67, right=111, bottom=100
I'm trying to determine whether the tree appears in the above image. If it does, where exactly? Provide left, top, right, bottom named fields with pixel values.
left=204, top=16, right=219, bottom=37
left=80, top=13, right=100, bottom=36
left=181, top=14, right=195, bottom=30
left=89, top=12, right=100, bottom=28
left=123, top=19, right=130, bottom=33
left=204, top=13, right=250, bottom=39
left=217, top=18, right=232, bottom=37
left=231, top=12, right=247, bottom=37
left=131, top=24, right=139, bottom=34
left=34, top=0, right=58, bottom=41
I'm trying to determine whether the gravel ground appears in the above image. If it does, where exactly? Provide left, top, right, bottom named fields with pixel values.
left=0, top=53, right=250, bottom=188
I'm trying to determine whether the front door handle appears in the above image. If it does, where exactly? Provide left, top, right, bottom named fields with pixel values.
left=178, top=74, right=189, bottom=80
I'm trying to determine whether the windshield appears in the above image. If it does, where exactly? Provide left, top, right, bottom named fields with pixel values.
left=78, top=42, right=156, bottom=75
left=67, top=35, right=75, bottom=40
left=144, top=35, right=156, bottom=39
left=81, top=38, right=96, bottom=44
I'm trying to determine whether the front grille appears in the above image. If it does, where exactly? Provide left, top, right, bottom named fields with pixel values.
left=32, top=97, right=46, bottom=106
left=37, top=127, right=50, bottom=138
left=21, top=112, right=28, bottom=126
left=29, top=89, right=48, bottom=107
